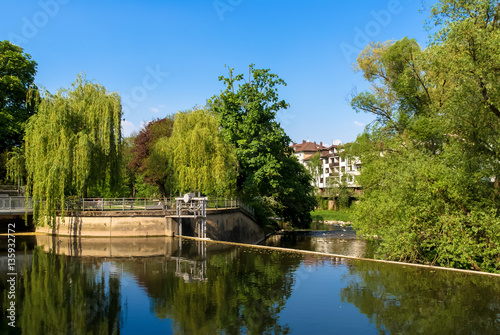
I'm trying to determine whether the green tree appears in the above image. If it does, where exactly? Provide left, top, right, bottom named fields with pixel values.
left=153, top=108, right=237, bottom=196
left=326, top=173, right=352, bottom=210
left=0, top=40, right=37, bottom=180
left=129, top=116, right=174, bottom=196
left=25, top=75, right=122, bottom=225
left=0, top=41, right=37, bottom=152
left=5, top=146, right=25, bottom=192
left=351, top=0, right=500, bottom=272
left=306, top=151, right=321, bottom=190
left=210, top=65, right=316, bottom=227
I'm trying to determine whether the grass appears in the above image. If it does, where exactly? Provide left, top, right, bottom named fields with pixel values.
left=310, top=209, right=354, bottom=223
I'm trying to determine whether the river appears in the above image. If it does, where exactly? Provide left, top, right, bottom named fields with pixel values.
left=0, top=234, right=499, bottom=334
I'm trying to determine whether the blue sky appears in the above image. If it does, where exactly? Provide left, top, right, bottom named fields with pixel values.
left=1, top=0, right=434, bottom=144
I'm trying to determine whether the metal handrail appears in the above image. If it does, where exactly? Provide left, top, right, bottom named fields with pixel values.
left=0, top=196, right=33, bottom=211
left=0, top=196, right=255, bottom=217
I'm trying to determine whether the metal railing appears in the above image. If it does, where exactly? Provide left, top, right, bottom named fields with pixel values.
left=0, top=196, right=33, bottom=211
left=64, top=198, right=175, bottom=211
left=0, top=196, right=254, bottom=217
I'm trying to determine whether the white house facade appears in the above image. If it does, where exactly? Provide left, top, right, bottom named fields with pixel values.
left=290, top=140, right=361, bottom=191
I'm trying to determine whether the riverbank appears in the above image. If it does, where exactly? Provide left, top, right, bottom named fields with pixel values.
left=310, top=209, right=353, bottom=225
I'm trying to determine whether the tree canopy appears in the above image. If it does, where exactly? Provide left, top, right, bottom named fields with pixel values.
left=210, top=65, right=316, bottom=227
left=0, top=40, right=37, bottom=180
left=129, top=116, right=174, bottom=196
left=0, top=41, right=37, bottom=152
left=25, top=75, right=122, bottom=225
left=351, top=0, right=500, bottom=272
left=152, top=108, right=237, bottom=196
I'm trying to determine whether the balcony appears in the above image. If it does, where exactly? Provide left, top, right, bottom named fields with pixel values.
left=329, top=162, right=339, bottom=168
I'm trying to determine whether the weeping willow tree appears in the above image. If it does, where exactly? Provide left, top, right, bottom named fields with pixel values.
left=25, top=75, right=122, bottom=225
left=5, top=146, right=25, bottom=192
left=152, top=108, right=237, bottom=196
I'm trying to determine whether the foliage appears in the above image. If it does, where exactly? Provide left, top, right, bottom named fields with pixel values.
left=153, top=108, right=237, bottom=196
left=325, top=173, right=352, bottom=210
left=5, top=146, right=25, bottom=191
left=351, top=0, right=500, bottom=272
left=129, top=116, right=174, bottom=196
left=306, top=151, right=321, bottom=190
left=0, top=40, right=37, bottom=181
left=25, top=75, right=122, bottom=225
left=210, top=65, right=316, bottom=227
left=0, top=41, right=37, bottom=155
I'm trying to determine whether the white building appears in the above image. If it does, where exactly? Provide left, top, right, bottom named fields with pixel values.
left=290, top=140, right=361, bottom=191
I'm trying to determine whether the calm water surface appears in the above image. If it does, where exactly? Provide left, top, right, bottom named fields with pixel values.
left=1, top=235, right=499, bottom=334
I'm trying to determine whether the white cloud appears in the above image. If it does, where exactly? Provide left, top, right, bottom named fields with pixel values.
left=121, top=120, right=148, bottom=137
left=331, top=139, right=343, bottom=145
left=354, top=121, right=365, bottom=127
left=121, top=120, right=137, bottom=137
left=151, top=107, right=160, bottom=113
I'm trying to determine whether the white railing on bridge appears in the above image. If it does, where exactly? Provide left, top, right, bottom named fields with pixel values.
left=65, top=197, right=254, bottom=216
left=0, top=196, right=33, bottom=211
left=0, top=196, right=254, bottom=217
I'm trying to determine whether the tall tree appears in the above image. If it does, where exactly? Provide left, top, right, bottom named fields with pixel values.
left=306, top=151, right=322, bottom=190
left=351, top=0, right=500, bottom=272
left=129, top=116, right=174, bottom=196
left=0, top=40, right=37, bottom=180
left=152, top=108, right=237, bottom=196
left=25, top=75, right=122, bottom=225
left=210, top=65, right=315, bottom=227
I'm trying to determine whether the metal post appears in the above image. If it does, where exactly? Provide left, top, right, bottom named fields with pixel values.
left=202, top=198, right=206, bottom=239
left=122, top=198, right=125, bottom=211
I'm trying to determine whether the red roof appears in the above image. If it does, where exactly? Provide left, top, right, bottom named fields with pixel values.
left=291, top=140, right=329, bottom=152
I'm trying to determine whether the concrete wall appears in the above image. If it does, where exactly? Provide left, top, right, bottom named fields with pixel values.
left=35, top=235, right=178, bottom=258
left=35, top=208, right=264, bottom=244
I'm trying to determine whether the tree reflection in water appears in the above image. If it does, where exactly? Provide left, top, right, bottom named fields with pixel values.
left=5, top=247, right=122, bottom=334
left=120, top=240, right=301, bottom=334
left=2, top=237, right=500, bottom=334
left=341, top=260, right=500, bottom=334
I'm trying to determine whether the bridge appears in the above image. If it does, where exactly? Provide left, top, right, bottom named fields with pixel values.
left=0, top=196, right=33, bottom=215
left=0, top=196, right=254, bottom=216
left=0, top=195, right=262, bottom=243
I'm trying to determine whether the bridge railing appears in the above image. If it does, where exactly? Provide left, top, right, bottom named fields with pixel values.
left=64, top=198, right=176, bottom=211
left=0, top=196, right=254, bottom=217
left=0, top=196, right=33, bottom=211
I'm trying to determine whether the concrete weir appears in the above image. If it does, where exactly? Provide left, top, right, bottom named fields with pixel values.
left=35, top=208, right=265, bottom=244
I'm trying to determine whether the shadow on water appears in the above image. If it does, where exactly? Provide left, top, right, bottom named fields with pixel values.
left=0, top=235, right=499, bottom=334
